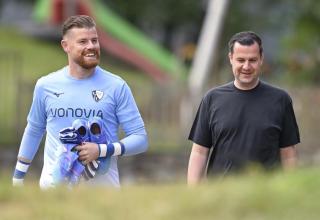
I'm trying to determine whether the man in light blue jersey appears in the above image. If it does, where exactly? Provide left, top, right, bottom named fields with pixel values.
left=12, top=15, right=148, bottom=188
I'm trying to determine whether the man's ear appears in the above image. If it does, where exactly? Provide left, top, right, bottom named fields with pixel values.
left=228, top=52, right=233, bottom=65
left=260, top=53, right=264, bottom=65
left=61, top=39, right=68, bottom=53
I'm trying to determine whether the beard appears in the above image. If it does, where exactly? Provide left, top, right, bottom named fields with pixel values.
left=75, top=50, right=100, bottom=69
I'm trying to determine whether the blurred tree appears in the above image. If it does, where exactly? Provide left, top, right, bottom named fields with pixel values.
left=102, top=0, right=320, bottom=85
left=280, top=0, right=320, bottom=84
left=209, top=0, right=320, bottom=85
left=103, top=0, right=204, bottom=49
left=215, top=0, right=290, bottom=82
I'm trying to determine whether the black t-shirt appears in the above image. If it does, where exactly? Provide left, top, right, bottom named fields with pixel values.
left=189, top=81, right=300, bottom=175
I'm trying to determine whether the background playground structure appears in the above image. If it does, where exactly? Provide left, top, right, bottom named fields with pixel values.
left=33, top=0, right=187, bottom=84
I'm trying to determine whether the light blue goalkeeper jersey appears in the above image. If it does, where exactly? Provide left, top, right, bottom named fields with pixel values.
left=18, top=66, right=147, bottom=188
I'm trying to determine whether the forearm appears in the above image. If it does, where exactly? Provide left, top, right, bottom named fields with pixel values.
left=280, top=145, right=297, bottom=170
left=77, top=125, right=148, bottom=179
left=120, top=133, right=148, bottom=156
left=17, top=123, right=44, bottom=160
left=97, top=133, right=148, bottom=158
left=13, top=123, right=45, bottom=185
left=187, top=143, right=210, bottom=186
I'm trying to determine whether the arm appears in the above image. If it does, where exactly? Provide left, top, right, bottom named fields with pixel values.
left=106, top=82, right=148, bottom=157
left=77, top=82, right=148, bottom=164
left=76, top=132, right=148, bottom=179
left=12, top=123, right=45, bottom=185
left=86, top=125, right=148, bottom=163
left=77, top=132, right=148, bottom=164
left=187, top=143, right=210, bottom=186
left=279, top=98, right=299, bottom=171
left=280, top=145, right=297, bottom=170
left=13, top=80, right=46, bottom=186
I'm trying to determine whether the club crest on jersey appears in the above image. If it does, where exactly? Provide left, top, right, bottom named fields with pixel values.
left=92, top=90, right=104, bottom=102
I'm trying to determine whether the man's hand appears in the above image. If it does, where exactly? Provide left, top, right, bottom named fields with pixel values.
left=12, top=178, right=24, bottom=187
left=75, top=142, right=99, bottom=165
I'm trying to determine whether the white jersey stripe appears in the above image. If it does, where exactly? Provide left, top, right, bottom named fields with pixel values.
left=113, top=142, right=122, bottom=156
left=99, top=144, right=107, bottom=157
left=16, top=161, right=30, bottom=172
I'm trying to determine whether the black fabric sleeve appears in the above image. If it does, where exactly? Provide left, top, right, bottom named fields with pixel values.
left=279, top=98, right=300, bottom=148
left=188, top=97, right=213, bottom=148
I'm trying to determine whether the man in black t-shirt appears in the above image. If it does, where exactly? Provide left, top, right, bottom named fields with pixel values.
left=187, top=31, right=300, bottom=185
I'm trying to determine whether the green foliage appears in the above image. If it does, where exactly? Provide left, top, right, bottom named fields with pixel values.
left=1, top=168, right=320, bottom=220
left=215, top=0, right=320, bottom=85
left=280, top=0, right=320, bottom=84
left=105, top=0, right=202, bottom=26
left=0, top=28, right=66, bottom=80
left=104, top=0, right=203, bottom=49
left=0, top=28, right=66, bottom=145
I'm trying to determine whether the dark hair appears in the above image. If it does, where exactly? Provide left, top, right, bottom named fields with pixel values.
left=62, top=15, right=96, bottom=36
left=228, top=31, right=263, bottom=56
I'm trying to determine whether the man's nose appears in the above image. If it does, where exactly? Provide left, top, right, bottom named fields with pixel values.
left=87, top=41, right=96, bottom=49
left=243, top=61, right=250, bottom=69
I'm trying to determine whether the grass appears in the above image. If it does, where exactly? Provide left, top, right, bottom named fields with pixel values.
left=1, top=168, right=320, bottom=220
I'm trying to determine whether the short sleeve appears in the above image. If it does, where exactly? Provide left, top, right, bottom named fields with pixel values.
left=279, top=98, right=300, bottom=148
left=188, top=96, right=213, bottom=148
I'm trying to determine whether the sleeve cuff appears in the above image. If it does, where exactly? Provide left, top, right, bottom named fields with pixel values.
left=98, top=142, right=125, bottom=157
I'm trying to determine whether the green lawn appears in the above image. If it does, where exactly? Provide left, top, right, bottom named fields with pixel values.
left=1, top=168, right=319, bottom=220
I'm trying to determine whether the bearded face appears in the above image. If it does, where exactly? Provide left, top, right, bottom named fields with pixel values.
left=75, top=48, right=100, bottom=69
left=62, top=27, right=101, bottom=70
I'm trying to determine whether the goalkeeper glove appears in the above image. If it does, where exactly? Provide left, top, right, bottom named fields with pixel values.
left=59, top=118, right=90, bottom=145
left=83, top=117, right=110, bottom=180
left=53, top=119, right=88, bottom=185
